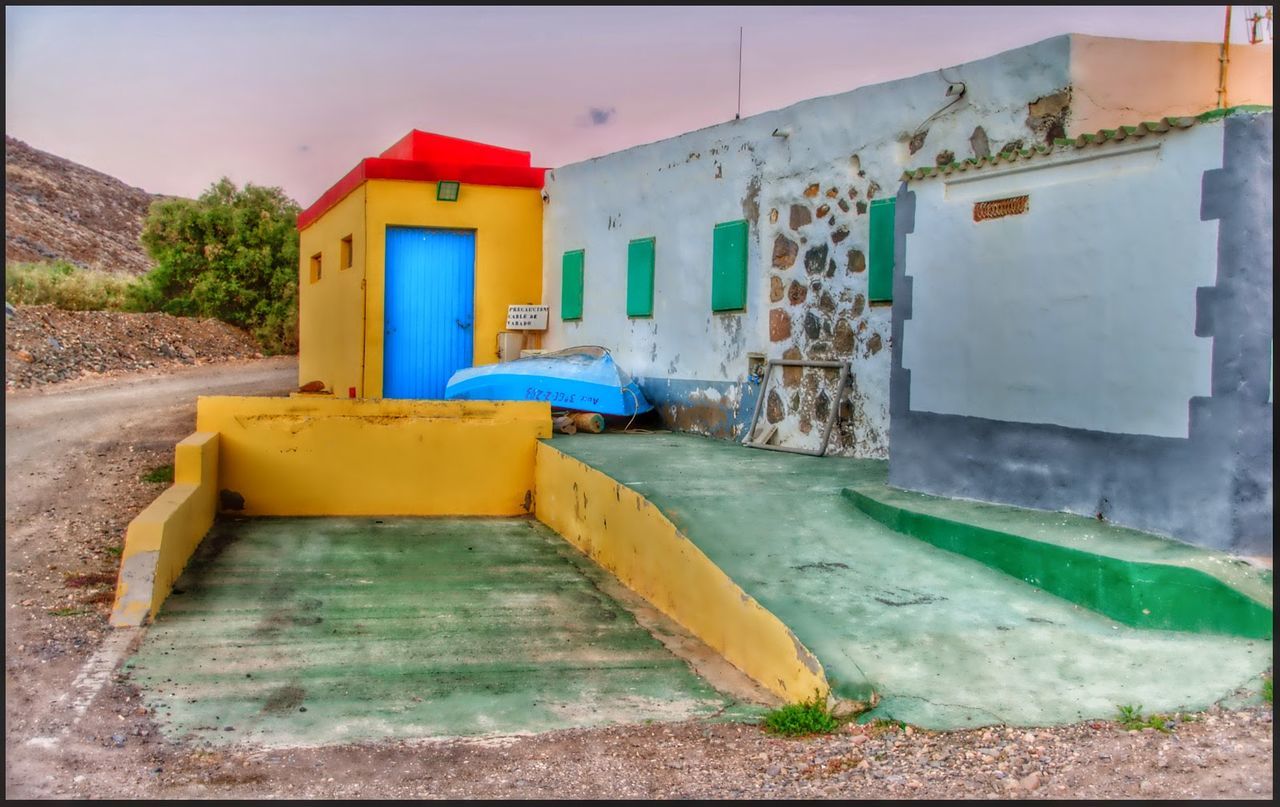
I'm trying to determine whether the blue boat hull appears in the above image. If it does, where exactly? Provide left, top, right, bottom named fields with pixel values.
left=444, top=348, right=653, bottom=417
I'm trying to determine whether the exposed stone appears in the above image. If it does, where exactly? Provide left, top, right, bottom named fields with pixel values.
left=866, top=332, right=883, bottom=356
left=837, top=199, right=850, bottom=212
left=768, top=308, right=791, bottom=342
left=772, top=234, right=798, bottom=269
left=789, top=204, right=812, bottom=229
left=766, top=389, right=784, bottom=423
left=1001, top=138, right=1025, bottom=155
left=803, top=183, right=820, bottom=198
left=935, top=149, right=954, bottom=167
left=815, top=391, right=832, bottom=422
left=806, top=341, right=831, bottom=359
left=818, top=291, right=836, bottom=314
left=769, top=275, right=784, bottom=303
left=782, top=346, right=803, bottom=385
left=789, top=391, right=801, bottom=410
left=847, top=249, right=866, bottom=274
left=803, top=244, right=828, bottom=276
left=834, top=318, right=855, bottom=354
left=825, top=259, right=836, bottom=278
left=908, top=129, right=927, bottom=155
left=815, top=204, right=830, bottom=219
left=1027, top=88, right=1071, bottom=145
left=803, top=312, right=822, bottom=340
left=852, top=293, right=866, bottom=317
left=768, top=208, right=779, bottom=224
left=970, top=126, right=991, bottom=158
left=787, top=280, right=807, bottom=306
left=810, top=279, right=822, bottom=293
left=848, top=187, right=859, bottom=198
left=825, top=187, right=839, bottom=198
left=856, top=201, right=867, bottom=215
left=798, top=415, right=813, bottom=434
left=866, top=181, right=881, bottom=199
left=832, top=227, right=850, bottom=244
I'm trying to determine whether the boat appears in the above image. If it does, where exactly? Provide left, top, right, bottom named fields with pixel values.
left=444, top=346, right=654, bottom=417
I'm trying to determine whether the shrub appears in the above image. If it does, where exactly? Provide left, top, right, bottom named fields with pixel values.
left=762, top=696, right=839, bottom=736
left=5, top=261, right=143, bottom=311
left=135, top=178, right=300, bottom=354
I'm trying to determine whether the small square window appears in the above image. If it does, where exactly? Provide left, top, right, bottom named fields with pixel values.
left=340, top=235, right=353, bottom=270
left=437, top=181, right=460, bottom=202
left=309, top=253, right=322, bottom=284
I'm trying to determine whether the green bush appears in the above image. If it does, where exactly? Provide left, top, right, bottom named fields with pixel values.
left=762, top=696, right=839, bottom=736
left=5, top=261, right=143, bottom=311
left=135, top=178, right=300, bottom=354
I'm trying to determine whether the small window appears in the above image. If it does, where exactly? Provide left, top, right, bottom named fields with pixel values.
left=309, top=252, right=322, bottom=284
left=437, top=181, right=460, bottom=202
left=868, top=198, right=895, bottom=303
left=340, top=235, right=353, bottom=270
left=711, top=219, right=748, bottom=312
left=626, top=237, right=655, bottom=318
left=561, top=249, right=584, bottom=321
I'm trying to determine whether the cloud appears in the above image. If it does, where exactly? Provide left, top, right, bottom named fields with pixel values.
left=580, top=106, right=617, bottom=127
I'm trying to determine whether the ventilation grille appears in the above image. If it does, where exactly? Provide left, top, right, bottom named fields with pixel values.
left=973, top=195, right=1029, bottom=222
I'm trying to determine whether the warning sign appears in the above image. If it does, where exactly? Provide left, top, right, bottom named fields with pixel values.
left=506, top=305, right=549, bottom=330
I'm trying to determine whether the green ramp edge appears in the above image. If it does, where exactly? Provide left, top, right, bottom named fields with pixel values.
left=843, top=487, right=1272, bottom=640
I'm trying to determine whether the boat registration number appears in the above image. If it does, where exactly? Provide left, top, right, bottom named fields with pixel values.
left=525, top=386, right=600, bottom=406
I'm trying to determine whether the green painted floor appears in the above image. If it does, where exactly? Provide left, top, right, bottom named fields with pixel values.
left=551, top=433, right=1273, bottom=729
left=125, top=517, right=751, bottom=747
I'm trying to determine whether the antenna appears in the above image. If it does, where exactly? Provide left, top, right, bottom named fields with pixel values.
left=735, top=26, right=743, bottom=121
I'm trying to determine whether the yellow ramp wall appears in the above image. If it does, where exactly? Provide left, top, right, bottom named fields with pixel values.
left=534, top=442, right=829, bottom=703
left=110, top=432, right=219, bottom=627
left=197, top=396, right=551, bottom=516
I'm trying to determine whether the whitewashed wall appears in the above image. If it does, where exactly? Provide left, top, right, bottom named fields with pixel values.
left=901, top=125, right=1222, bottom=438
left=540, top=34, right=1083, bottom=455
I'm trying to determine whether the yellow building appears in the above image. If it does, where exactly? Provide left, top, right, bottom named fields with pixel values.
left=297, top=131, right=545, bottom=399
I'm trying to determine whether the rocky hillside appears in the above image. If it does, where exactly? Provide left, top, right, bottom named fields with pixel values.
left=5, top=135, right=161, bottom=275
left=5, top=304, right=263, bottom=389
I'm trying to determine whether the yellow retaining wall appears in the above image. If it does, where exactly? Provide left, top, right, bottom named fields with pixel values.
left=534, top=442, right=829, bottom=703
left=196, top=396, right=551, bottom=516
left=362, top=179, right=543, bottom=398
left=298, top=184, right=368, bottom=398
left=110, top=432, right=219, bottom=627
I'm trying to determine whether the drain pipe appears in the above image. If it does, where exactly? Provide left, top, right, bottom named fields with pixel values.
left=1217, top=5, right=1232, bottom=109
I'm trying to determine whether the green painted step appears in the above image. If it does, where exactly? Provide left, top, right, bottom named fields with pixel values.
left=844, top=486, right=1272, bottom=640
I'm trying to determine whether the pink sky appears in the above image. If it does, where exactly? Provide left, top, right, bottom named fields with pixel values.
left=4, top=6, right=1266, bottom=205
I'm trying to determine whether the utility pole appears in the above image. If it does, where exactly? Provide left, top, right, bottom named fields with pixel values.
left=1217, top=5, right=1232, bottom=109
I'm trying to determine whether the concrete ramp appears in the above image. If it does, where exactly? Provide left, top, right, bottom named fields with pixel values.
left=544, top=433, right=1272, bottom=729
left=125, top=517, right=758, bottom=747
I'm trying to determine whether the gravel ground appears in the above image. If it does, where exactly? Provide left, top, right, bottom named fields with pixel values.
left=5, top=304, right=265, bottom=389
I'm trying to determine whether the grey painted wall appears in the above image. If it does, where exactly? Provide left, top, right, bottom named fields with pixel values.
left=888, top=109, right=1273, bottom=556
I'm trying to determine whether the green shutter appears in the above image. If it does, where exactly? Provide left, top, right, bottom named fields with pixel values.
left=561, top=249, right=584, bottom=321
left=711, top=219, right=748, bottom=312
left=626, top=237, right=655, bottom=317
left=868, top=198, right=895, bottom=303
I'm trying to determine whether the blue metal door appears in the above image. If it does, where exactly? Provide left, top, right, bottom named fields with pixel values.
left=384, top=227, right=475, bottom=399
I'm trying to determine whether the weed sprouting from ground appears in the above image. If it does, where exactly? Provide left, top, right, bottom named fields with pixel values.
left=141, top=464, right=174, bottom=484
left=1115, top=704, right=1170, bottom=733
left=762, top=696, right=838, bottom=737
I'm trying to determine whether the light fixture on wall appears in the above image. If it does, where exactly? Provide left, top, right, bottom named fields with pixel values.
left=437, top=181, right=460, bottom=202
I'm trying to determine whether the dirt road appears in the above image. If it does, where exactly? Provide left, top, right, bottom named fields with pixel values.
left=5, top=358, right=296, bottom=796
left=4, top=357, right=1273, bottom=800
